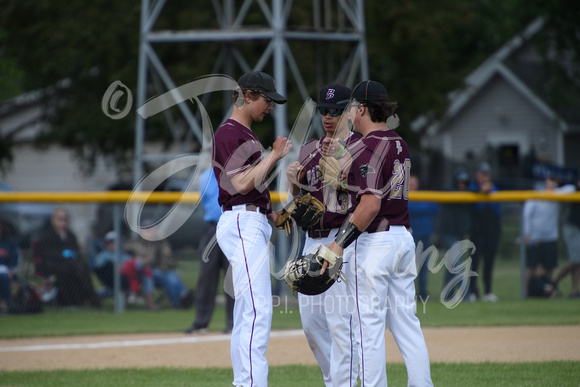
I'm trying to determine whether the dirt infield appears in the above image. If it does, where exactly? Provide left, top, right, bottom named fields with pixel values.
left=1, top=326, right=579, bottom=371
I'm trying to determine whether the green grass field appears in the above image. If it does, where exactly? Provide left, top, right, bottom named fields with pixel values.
left=1, top=256, right=579, bottom=386
left=1, top=362, right=579, bottom=387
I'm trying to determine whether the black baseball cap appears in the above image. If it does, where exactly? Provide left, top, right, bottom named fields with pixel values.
left=348, top=80, right=389, bottom=103
left=237, top=71, right=287, bottom=104
left=317, top=84, right=352, bottom=108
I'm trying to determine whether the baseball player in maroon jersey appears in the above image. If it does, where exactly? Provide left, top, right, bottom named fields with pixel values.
left=286, top=84, right=361, bottom=386
left=212, top=71, right=292, bottom=387
left=324, top=80, right=433, bottom=386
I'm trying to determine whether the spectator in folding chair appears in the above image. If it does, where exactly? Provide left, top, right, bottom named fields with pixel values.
left=0, top=217, right=21, bottom=315
left=124, top=222, right=194, bottom=309
left=120, top=252, right=158, bottom=310
left=33, top=208, right=101, bottom=308
left=92, top=231, right=130, bottom=298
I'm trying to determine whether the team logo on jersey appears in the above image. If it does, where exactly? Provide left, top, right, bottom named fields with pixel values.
left=359, top=164, right=375, bottom=177
left=307, top=165, right=323, bottom=186
left=395, top=140, right=403, bottom=154
left=326, top=89, right=335, bottom=100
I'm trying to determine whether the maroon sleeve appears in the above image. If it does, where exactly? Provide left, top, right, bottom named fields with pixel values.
left=212, top=120, right=272, bottom=211
left=296, top=137, right=357, bottom=230
left=348, top=131, right=411, bottom=230
left=296, top=138, right=322, bottom=193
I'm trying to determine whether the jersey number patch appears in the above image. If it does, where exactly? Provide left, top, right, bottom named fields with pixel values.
left=389, top=158, right=411, bottom=200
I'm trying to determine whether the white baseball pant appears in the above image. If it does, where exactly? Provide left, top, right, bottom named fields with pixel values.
left=217, top=207, right=273, bottom=387
left=331, top=226, right=433, bottom=387
left=298, top=230, right=359, bottom=387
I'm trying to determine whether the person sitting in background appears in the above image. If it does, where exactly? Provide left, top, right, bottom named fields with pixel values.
left=408, top=175, right=438, bottom=301
left=124, top=223, right=194, bottom=309
left=120, top=252, right=157, bottom=310
left=92, top=231, right=130, bottom=297
left=0, top=218, right=21, bottom=314
left=34, top=208, right=101, bottom=308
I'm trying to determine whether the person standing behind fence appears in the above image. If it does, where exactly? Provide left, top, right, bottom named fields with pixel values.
left=552, top=178, right=580, bottom=298
left=468, top=162, right=501, bottom=302
left=34, top=208, right=101, bottom=308
left=437, top=169, right=473, bottom=302
left=212, top=71, right=291, bottom=387
left=408, top=175, right=438, bottom=302
left=184, top=166, right=234, bottom=334
left=522, top=176, right=575, bottom=297
left=0, top=218, right=20, bottom=314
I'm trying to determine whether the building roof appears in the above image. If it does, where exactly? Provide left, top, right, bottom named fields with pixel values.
left=411, top=17, right=578, bottom=136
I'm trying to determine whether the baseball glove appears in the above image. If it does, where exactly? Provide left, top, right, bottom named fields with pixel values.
left=275, top=193, right=325, bottom=234
left=319, top=155, right=347, bottom=190
left=283, top=244, right=345, bottom=295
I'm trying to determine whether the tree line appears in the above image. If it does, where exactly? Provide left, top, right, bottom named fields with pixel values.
left=0, top=0, right=578, bottom=175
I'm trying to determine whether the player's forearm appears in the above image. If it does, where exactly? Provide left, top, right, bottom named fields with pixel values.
left=288, top=182, right=300, bottom=197
left=329, top=194, right=380, bottom=256
left=349, top=194, right=381, bottom=232
left=231, top=152, right=281, bottom=194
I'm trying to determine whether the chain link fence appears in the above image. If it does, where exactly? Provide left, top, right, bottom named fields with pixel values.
left=0, top=190, right=579, bottom=315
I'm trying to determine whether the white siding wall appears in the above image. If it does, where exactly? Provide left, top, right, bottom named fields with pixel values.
left=2, top=144, right=118, bottom=248
left=443, top=75, right=560, bottom=163
left=1, top=142, right=186, bottom=248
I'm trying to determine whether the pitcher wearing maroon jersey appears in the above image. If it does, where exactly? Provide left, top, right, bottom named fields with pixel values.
left=212, top=71, right=291, bottom=387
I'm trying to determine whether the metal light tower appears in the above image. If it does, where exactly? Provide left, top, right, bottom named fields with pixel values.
left=133, top=0, right=368, bottom=182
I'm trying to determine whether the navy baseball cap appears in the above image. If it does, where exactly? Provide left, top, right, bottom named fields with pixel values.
left=455, top=169, right=470, bottom=182
left=347, top=80, right=389, bottom=103
left=237, top=71, right=287, bottom=104
left=317, top=84, right=352, bottom=108
left=478, top=162, right=491, bottom=173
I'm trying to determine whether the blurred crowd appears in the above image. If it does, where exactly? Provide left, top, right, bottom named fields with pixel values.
left=0, top=162, right=578, bottom=316
left=410, top=162, right=579, bottom=303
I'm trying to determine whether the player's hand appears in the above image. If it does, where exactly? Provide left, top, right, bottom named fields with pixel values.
left=273, top=136, right=292, bottom=159
left=321, top=137, right=341, bottom=157
left=320, top=241, right=344, bottom=275
left=268, top=211, right=280, bottom=223
left=480, top=181, right=493, bottom=193
left=286, top=161, right=303, bottom=186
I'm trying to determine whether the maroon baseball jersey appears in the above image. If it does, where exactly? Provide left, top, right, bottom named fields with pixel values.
left=297, top=132, right=362, bottom=230
left=212, top=119, right=272, bottom=213
left=347, top=129, right=411, bottom=231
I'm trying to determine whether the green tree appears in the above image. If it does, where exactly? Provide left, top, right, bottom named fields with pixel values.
left=1, top=0, right=142, bottom=175
left=0, top=0, right=578, bottom=174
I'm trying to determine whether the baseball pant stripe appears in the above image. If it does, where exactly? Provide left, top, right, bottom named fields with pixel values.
left=353, top=238, right=367, bottom=386
left=349, top=314, right=355, bottom=387
left=298, top=232, right=337, bottom=386
left=237, top=214, right=257, bottom=386
left=328, top=242, right=359, bottom=387
left=217, top=210, right=272, bottom=387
